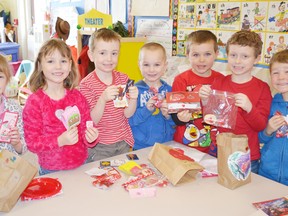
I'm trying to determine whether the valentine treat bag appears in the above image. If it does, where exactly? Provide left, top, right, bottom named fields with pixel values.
left=217, top=133, right=251, bottom=189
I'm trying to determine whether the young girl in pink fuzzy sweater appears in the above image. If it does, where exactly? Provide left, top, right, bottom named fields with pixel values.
left=23, top=39, right=99, bottom=175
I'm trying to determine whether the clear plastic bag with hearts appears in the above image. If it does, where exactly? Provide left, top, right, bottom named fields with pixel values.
left=203, top=90, right=237, bottom=129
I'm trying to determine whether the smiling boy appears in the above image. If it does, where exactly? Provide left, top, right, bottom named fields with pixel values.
left=129, top=42, right=175, bottom=150
left=200, top=30, right=272, bottom=173
left=172, top=30, right=224, bottom=155
left=79, top=28, right=139, bottom=162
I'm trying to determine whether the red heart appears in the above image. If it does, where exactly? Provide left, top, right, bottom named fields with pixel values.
left=169, top=149, right=194, bottom=162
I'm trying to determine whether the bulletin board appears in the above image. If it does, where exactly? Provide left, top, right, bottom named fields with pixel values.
left=171, top=0, right=288, bottom=65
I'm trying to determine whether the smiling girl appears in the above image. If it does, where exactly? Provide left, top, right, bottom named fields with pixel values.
left=23, top=39, right=98, bottom=175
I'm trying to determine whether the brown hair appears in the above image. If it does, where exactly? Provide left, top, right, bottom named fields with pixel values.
left=0, top=54, right=12, bottom=84
left=88, top=28, right=121, bottom=52
left=269, top=49, right=288, bottom=71
left=226, top=30, right=263, bottom=58
left=29, top=38, right=79, bottom=92
left=139, top=42, right=167, bottom=61
left=186, top=30, right=218, bottom=54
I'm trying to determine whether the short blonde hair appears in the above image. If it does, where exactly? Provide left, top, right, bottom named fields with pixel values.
left=226, top=30, right=263, bottom=58
left=269, top=49, right=288, bottom=71
left=186, top=30, right=218, bottom=55
left=29, top=38, right=79, bottom=92
left=88, top=28, right=121, bottom=52
left=0, top=54, right=12, bottom=83
left=139, top=42, right=167, bottom=61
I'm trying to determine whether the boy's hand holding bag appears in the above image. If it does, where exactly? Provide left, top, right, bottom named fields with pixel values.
left=202, top=90, right=237, bottom=129
left=0, top=150, right=37, bottom=212
left=217, top=133, right=251, bottom=190
left=148, top=143, right=204, bottom=185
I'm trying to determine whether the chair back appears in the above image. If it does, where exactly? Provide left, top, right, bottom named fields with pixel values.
left=14, top=60, right=34, bottom=105
left=14, top=60, right=34, bottom=87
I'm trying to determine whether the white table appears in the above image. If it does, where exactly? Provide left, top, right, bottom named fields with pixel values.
left=2, top=142, right=287, bottom=216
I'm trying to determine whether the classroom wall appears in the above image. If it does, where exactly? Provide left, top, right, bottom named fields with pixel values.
left=171, top=0, right=288, bottom=66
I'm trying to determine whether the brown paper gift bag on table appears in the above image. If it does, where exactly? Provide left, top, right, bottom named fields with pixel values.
left=148, top=143, right=204, bottom=186
left=217, top=133, right=251, bottom=190
left=0, top=150, right=37, bottom=212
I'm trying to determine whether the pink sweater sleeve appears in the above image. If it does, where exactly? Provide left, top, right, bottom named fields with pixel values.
left=23, top=94, right=60, bottom=153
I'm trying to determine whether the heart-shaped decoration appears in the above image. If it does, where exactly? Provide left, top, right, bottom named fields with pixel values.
left=228, top=150, right=251, bottom=181
left=55, top=109, right=64, bottom=121
left=169, top=148, right=194, bottom=162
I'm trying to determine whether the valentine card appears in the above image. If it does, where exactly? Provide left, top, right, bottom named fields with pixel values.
left=0, top=111, right=18, bottom=142
left=114, top=79, right=135, bottom=108
left=55, top=106, right=81, bottom=130
left=113, top=85, right=128, bottom=108
left=253, top=196, right=288, bottom=216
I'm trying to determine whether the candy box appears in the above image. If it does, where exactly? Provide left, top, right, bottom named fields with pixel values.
left=166, top=91, right=201, bottom=113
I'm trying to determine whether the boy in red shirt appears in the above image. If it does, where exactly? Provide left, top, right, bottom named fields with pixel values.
left=172, top=30, right=224, bottom=156
left=200, top=30, right=272, bottom=173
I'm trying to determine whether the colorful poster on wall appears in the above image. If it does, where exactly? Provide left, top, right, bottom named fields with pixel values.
left=178, top=3, right=196, bottom=28
left=172, top=0, right=288, bottom=65
left=267, top=1, right=288, bottom=32
left=216, top=30, right=234, bottom=59
left=263, top=33, right=288, bottom=64
left=217, top=2, right=241, bottom=30
left=240, top=1, right=268, bottom=31
left=196, top=3, right=217, bottom=29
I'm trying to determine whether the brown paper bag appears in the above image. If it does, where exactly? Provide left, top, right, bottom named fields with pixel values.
left=217, top=133, right=251, bottom=190
left=0, top=150, right=37, bottom=212
left=148, top=143, right=204, bottom=185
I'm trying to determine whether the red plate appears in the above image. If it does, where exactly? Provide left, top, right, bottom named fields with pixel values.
left=21, top=177, right=62, bottom=200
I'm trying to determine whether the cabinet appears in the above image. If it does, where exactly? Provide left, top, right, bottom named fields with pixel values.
left=0, top=42, right=20, bottom=62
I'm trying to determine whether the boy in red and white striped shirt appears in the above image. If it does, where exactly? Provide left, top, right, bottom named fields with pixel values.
left=79, top=28, right=138, bottom=162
